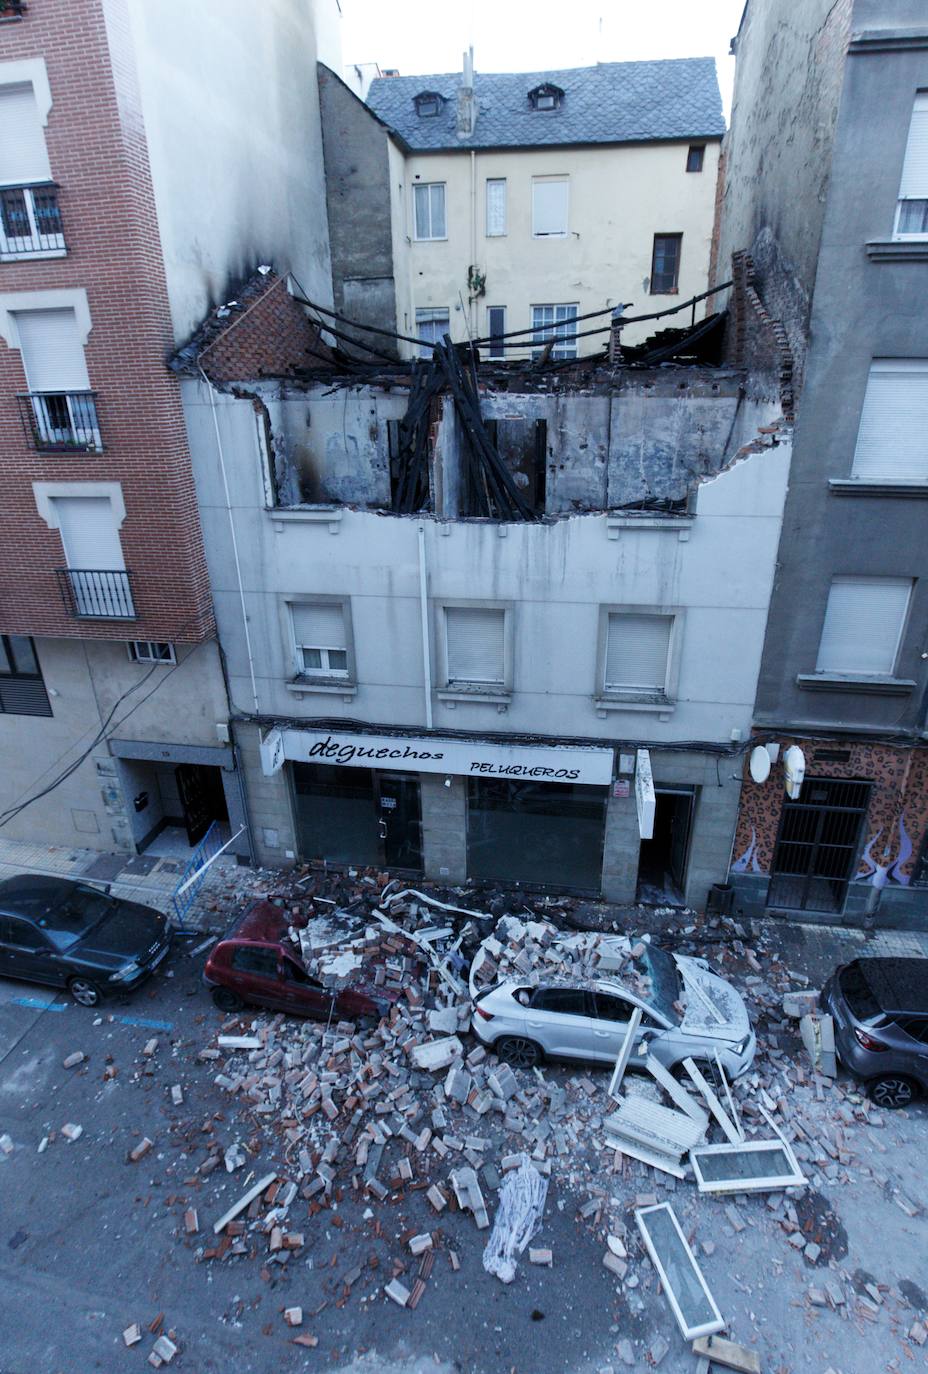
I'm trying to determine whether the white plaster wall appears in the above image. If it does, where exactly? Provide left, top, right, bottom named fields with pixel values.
left=127, top=0, right=340, bottom=343
left=392, top=141, right=721, bottom=354
left=183, top=380, right=790, bottom=750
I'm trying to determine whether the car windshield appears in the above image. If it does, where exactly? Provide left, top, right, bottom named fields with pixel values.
left=631, top=944, right=681, bottom=1025
left=38, top=886, right=113, bottom=951
left=839, top=961, right=886, bottom=1026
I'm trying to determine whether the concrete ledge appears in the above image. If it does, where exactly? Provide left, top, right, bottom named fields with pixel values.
left=285, top=677, right=357, bottom=700
left=850, top=28, right=928, bottom=53
left=607, top=515, right=693, bottom=542
left=829, top=478, right=928, bottom=497
left=865, top=239, right=928, bottom=261
left=796, top=673, right=915, bottom=696
left=268, top=507, right=343, bottom=534
left=592, top=696, right=674, bottom=718
left=436, top=689, right=511, bottom=710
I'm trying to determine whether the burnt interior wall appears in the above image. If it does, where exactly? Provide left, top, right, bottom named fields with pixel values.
left=263, top=387, right=405, bottom=507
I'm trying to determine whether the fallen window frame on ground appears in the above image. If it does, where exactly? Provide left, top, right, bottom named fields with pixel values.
left=683, top=1055, right=743, bottom=1144
left=634, top=1201, right=725, bottom=1341
left=689, top=1137, right=806, bottom=1194
left=607, top=1006, right=643, bottom=1099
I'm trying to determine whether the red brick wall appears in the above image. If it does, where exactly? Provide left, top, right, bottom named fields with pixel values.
left=0, top=0, right=214, bottom=642
left=199, top=274, right=334, bottom=383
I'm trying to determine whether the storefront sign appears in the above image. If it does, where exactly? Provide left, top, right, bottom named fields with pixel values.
left=636, top=749, right=655, bottom=839
left=260, top=728, right=286, bottom=776
left=268, top=729, right=614, bottom=786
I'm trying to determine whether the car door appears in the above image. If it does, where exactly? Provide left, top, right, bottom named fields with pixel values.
left=525, top=987, right=596, bottom=1058
left=279, top=956, right=334, bottom=1020
left=589, top=990, right=658, bottom=1065
left=0, top=915, right=61, bottom=987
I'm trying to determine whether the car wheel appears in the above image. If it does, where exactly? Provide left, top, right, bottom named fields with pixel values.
left=211, top=986, right=244, bottom=1013
left=68, top=977, right=102, bottom=1008
left=868, top=1074, right=918, bottom=1110
left=495, top=1035, right=542, bottom=1069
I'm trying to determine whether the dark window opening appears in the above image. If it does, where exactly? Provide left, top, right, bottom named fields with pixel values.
left=487, top=306, right=506, bottom=359
left=0, top=634, right=52, bottom=717
left=528, top=83, right=564, bottom=111
left=480, top=417, right=547, bottom=517
left=466, top=778, right=606, bottom=893
left=767, top=777, right=871, bottom=914
left=231, top=945, right=280, bottom=977
left=686, top=145, right=705, bottom=173
left=650, top=234, right=682, bottom=294
left=637, top=789, right=694, bottom=905
left=414, top=91, right=444, bottom=117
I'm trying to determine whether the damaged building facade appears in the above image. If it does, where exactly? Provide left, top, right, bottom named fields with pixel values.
left=719, top=0, right=928, bottom=929
left=175, top=260, right=792, bottom=906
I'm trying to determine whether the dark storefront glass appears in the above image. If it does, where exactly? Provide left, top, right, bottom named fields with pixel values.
left=466, top=779, right=606, bottom=892
left=291, top=763, right=422, bottom=871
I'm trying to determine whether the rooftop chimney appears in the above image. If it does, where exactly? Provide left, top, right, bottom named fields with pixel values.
left=457, top=46, right=476, bottom=138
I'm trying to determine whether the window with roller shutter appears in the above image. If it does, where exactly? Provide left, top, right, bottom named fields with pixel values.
left=0, top=635, right=52, bottom=718
left=442, top=606, right=507, bottom=687
left=895, top=92, right=928, bottom=238
left=531, top=177, right=568, bottom=237
left=289, top=601, right=351, bottom=678
left=815, top=577, right=913, bottom=677
left=603, top=612, right=673, bottom=696
left=850, top=361, right=928, bottom=482
left=0, top=84, right=51, bottom=185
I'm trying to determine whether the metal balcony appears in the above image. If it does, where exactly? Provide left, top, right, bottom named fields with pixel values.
left=17, top=391, right=102, bottom=453
left=0, top=185, right=64, bottom=255
left=56, top=569, right=137, bottom=620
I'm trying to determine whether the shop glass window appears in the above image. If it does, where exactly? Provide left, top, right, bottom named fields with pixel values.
left=467, top=779, right=606, bottom=892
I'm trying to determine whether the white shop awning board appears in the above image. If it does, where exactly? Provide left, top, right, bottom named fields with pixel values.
left=689, top=1138, right=806, bottom=1194
left=635, top=1202, right=725, bottom=1341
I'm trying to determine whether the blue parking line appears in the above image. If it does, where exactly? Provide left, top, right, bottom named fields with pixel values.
left=113, top=1014, right=172, bottom=1031
left=12, top=997, right=66, bottom=1013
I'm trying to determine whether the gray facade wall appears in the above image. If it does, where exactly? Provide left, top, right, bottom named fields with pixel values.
left=751, top=4, right=928, bottom=733
left=317, top=63, right=400, bottom=354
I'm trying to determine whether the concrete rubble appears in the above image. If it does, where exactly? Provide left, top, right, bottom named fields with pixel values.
left=102, top=865, right=926, bottom=1370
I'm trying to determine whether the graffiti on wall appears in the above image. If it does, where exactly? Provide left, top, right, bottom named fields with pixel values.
left=731, top=741, right=928, bottom=888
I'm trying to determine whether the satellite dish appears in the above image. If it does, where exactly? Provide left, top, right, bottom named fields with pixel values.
left=749, top=746, right=771, bottom=784
left=784, top=745, right=806, bottom=800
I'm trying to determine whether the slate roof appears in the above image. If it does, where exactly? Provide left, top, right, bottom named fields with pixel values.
left=366, top=58, right=724, bottom=152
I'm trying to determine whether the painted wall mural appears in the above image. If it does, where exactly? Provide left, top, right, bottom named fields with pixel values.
left=731, top=740, right=928, bottom=888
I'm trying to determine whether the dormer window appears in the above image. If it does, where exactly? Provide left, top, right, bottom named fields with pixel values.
left=528, top=83, right=564, bottom=112
left=414, top=91, right=444, bottom=118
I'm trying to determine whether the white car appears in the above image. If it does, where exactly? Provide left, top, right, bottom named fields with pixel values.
left=471, top=943, right=756, bottom=1079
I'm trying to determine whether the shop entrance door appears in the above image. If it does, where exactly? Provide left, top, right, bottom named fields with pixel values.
left=376, top=772, right=423, bottom=872
left=636, top=788, right=694, bottom=905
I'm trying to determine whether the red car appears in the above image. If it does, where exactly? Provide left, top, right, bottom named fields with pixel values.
left=203, top=900, right=393, bottom=1021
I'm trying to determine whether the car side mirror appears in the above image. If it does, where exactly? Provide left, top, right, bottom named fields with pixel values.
left=103, top=883, right=112, bottom=895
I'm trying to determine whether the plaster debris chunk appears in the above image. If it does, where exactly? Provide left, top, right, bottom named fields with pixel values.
left=61, top=1123, right=83, bottom=1142
left=122, top=1324, right=142, bottom=1347
left=384, top=1279, right=410, bottom=1307
left=62, top=1051, right=85, bottom=1069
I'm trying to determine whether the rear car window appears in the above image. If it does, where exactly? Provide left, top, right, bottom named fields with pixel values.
left=231, top=945, right=279, bottom=977
left=531, top=988, right=591, bottom=1016
left=839, top=961, right=884, bottom=1024
left=897, top=1016, right=928, bottom=1046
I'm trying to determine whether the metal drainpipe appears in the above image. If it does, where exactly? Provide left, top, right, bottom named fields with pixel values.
left=470, top=149, right=477, bottom=339
left=198, top=366, right=260, bottom=716
left=418, top=522, right=433, bottom=729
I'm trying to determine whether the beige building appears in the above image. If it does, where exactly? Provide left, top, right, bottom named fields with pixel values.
left=321, top=57, right=725, bottom=359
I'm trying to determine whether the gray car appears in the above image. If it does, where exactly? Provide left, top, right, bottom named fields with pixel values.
left=821, top=957, right=928, bottom=1109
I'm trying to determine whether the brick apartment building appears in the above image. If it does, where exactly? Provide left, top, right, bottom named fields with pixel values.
left=0, top=0, right=339, bottom=860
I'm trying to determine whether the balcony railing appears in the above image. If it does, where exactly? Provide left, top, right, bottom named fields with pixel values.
left=17, top=391, right=103, bottom=453
left=57, top=569, right=136, bottom=620
left=0, top=185, right=64, bottom=256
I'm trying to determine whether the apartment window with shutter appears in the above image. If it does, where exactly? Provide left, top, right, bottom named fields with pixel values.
left=0, top=83, right=52, bottom=185
left=532, top=177, right=568, bottom=237
left=851, top=360, right=928, bottom=482
left=815, top=576, right=913, bottom=676
left=290, top=601, right=350, bottom=678
left=895, top=92, right=928, bottom=237
left=486, top=178, right=506, bottom=236
left=413, top=182, right=446, bottom=240
left=0, top=635, right=52, bottom=718
left=604, top=613, right=673, bottom=696
left=443, top=606, right=507, bottom=688
left=12, top=307, right=100, bottom=452
left=487, top=306, right=506, bottom=359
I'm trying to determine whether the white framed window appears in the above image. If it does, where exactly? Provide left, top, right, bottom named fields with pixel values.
left=12, top=306, right=100, bottom=452
left=290, top=600, right=351, bottom=678
left=603, top=612, right=674, bottom=696
left=487, top=306, right=506, bottom=359
left=851, top=359, right=928, bottom=482
left=413, top=182, right=446, bottom=240
left=816, top=576, right=913, bottom=676
left=486, top=178, right=507, bottom=236
left=531, top=303, right=578, bottom=360
left=532, top=176, right=568, bottom=237
left=415, top=306, right=450, bottom=355
left=441, top=604, right=509, bottom=690
left=894, top=92, right=928, bottom=238
left=127, top=641, right=175, bottom=665
left=0, top=82, right=52, bottom=185
left=0, top=80, right=62, bottom=260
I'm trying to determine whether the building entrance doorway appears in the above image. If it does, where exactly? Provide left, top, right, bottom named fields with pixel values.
left=636, top=788, right=694, bottom=905
left=767, top=777, right=870, bottom=914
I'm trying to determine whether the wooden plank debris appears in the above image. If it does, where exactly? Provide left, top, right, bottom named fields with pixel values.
left=212, top=1172, right=277, bottom=1234
left=691, top=1334, right=761, bottom=1373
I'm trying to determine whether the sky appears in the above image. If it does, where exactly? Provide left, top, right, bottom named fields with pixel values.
left=339, top=0, right=746, bottom=117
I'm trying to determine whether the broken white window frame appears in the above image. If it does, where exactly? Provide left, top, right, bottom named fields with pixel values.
left=634, top=1203, right=725, bottom=1341
left=682, top=1056, right=742, bottom=1145
left=607, top=1005, right=642, bottom=1099
left=689, top=1137, right=806, bottom=1195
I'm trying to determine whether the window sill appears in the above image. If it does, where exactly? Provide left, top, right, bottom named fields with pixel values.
left=436, top=686, right=511, bottom=712
left=412, top=237, right=448, bottom=243
left=285, top=676, right=357, bottom=700
left=1, top=248, right=67, bottom=262
left=796, top=673, right=915, bottom=696
left=829, top=478, right=928, bottom=497
left=607, top=514, right=693, bottom=540
left=865, top=238, right=928, bottom=261
left=268, top=506, right=342, bottom=534
left=593, top=695, right=675, bottom=719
